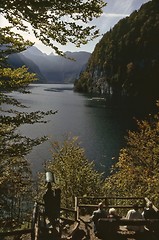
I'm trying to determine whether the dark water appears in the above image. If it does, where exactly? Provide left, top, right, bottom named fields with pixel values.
left=11, top=84, right=147, bottom=176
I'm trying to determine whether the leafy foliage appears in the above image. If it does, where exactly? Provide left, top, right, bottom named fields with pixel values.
left=0, top=0, right=106, bottom=55
left=104, top=101, right=159, bottom=205
left=0, top=0, right=106, bottom=226
left=75, top=0, right=159, bottom=103
left=0, top=156, right=33, bottom=227
left=0, top=27, right=32, bottom=61
left=0, top=27, right=57, bottom=225
left=38, top=136, right=104, bottom=208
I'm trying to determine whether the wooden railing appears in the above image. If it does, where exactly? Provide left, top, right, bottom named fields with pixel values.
left=1, top=196, right=159, bottom=240
left=75, top=196, right=147, bottom=217
left=0, top=201, right=78, bottom=240
left=30, top=201, right=79, bottom=240
left=75, top=196, right=159, bottom=240
left=75, top=196, right=146, bottom=208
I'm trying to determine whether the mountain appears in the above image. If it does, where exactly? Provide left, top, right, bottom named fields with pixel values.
left=9, top=46, right=90, bottom=84
left=8, top=46, right=91, bottom=84
left=8, top=52, right=46, bottom=83
left=74, top=0, right=159, bottom=105
left=22, top=47, right=91, bottom=83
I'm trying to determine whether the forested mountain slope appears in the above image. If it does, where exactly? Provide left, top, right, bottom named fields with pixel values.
left=74, top=0, right=159, bottom=105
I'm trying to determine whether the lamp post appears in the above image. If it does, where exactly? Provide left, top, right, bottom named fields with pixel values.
left=43, top=171, right=61, bottom=239
left=43, top=171, right=61, bottom=228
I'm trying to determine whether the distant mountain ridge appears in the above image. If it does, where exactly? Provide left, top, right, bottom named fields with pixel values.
left=8, top=51, right=46, bottom=83
left=8, top=47, right=91, bottom=84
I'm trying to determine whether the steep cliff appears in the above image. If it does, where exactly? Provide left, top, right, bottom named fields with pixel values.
left=74, top=0, right=159, bottom=104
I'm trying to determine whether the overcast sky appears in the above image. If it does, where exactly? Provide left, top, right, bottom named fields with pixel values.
left=0, top=0, right=150, bottom=54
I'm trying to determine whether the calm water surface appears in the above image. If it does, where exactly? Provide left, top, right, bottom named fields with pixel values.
left=12, top=84, right=139, bottom=176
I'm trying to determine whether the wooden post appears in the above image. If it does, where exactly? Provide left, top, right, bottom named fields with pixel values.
left=75, top=197, right=79, bottom=220
left=104, top=197, right=108, bottom=209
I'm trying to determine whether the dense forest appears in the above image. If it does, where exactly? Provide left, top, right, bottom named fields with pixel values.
left=74, top=0, right=159, bottom=105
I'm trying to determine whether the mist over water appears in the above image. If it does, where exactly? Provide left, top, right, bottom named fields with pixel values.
left=12, top=84, right=142, bottom=176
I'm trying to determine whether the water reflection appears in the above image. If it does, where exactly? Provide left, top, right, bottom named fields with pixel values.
left=14, top=84, right=141, bottom=176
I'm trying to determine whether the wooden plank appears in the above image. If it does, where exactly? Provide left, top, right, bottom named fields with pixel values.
left=98, top=218, right=159, bottom=226
left=0, top=229, right=32, bottom=237
left=78, top=204, right=144, bottom=209
left=60, top=207, right=77, bottom=213
left=77, top=196, right=144, bottom=200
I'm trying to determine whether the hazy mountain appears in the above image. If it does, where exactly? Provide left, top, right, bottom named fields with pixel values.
left=20, top=46, right=91, bottom=83
left=8, top=52, right=47, bottom=83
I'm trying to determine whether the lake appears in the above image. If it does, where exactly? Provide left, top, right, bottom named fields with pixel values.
left=11, top=84, right=142, bottom=176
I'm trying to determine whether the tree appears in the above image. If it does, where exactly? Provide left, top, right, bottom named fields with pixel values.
left=74, top=0, right=159, bottom=103
left=0, top=0, right=106, bottom=55
left=0, top=0, right=106, bottom=225
left=0, top=28, right=57, bottom=226
left=0, top=157, right=33, bottom=226
left=38, top=136, right=104, bottom=208
left=104, top=101, right=159, bottom=205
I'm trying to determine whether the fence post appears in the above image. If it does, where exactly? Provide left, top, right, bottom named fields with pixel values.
left=31, top=202, right=38, bottom=240
left=75, top=197, right=79, bottom=220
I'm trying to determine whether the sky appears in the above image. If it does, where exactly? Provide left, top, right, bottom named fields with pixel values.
left=0, top=0, right=150, bottom=55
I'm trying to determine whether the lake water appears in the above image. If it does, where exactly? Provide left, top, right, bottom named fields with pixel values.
left=12, top=84, right=142, bottom=176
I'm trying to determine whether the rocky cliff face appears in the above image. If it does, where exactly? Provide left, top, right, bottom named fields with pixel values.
left=75, top=0, right=159, bottom=104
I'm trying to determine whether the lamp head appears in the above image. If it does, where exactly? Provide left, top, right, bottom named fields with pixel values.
left=45, top=171, right=55, bottom=183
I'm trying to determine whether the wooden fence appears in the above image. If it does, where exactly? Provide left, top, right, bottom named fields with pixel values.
left=1, top=196, right=159, bottom=240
